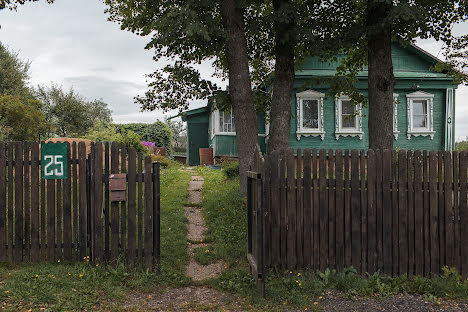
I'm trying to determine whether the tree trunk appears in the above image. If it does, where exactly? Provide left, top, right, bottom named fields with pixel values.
left=221, top=0, right=259, bottom=194
left=367, top=0, right=395, bottom=150
left=267, top=0, right=295, bottom=154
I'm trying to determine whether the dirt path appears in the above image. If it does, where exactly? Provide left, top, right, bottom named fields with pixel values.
left=184, top=173, right=227, bottom=282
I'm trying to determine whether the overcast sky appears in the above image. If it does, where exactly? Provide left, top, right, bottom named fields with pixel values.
left=0, top=0, right=467, bottom=140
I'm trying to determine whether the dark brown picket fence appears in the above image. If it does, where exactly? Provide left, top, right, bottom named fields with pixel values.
left=249, top=148, right=468, bottom=278
left=0, top=141, right=160, bottom=271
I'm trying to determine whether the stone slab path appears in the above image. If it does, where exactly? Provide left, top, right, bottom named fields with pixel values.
left=184, top=173, right=227, bottom=282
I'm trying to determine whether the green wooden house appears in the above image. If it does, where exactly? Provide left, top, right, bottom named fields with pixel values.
left=182, top=43, right=457, bottom=165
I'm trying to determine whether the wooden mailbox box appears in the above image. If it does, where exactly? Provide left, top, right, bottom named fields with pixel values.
left=109, top=173, right=127, bottom=202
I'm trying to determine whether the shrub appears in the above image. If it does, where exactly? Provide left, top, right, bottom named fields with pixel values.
left=151, top=155, right=181, bottom=168
left=117, top=121, right=173, bottom=156
left=222, top=161, right=239, bottom=179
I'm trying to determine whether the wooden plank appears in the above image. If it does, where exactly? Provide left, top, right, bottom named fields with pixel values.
left=280, top=151, right=287, bottom=269
left=104, top=142, right=110, bottom=261
left=56, top=161, right=62, bottom=261
left=63, top=143, right=72, bottom=262
left=328, top=149, right=336, bottom=269
left=382, top=150, right=392, bottom=276
left=0, top=142, right=5, bottom=262
left=335, top=150, right=344, bottom=271
left=120, top=144, right=127, bottom=256
left=40, top=145, right=46, bottom=262
left=127, top=148, right=137, bottom=268
left=88, top=144, right=95, bottom=263
left=414, top=150, right=423, bottom=276
left=444, top=151, right=454, bottom=268
left=24, top=142, right=30, bottom=261
left=7, top=144, right=14, bottom=262
left=312, top=149, right=319, bottom=270
left=360, top=149, right=367, bottom=273
left=94, top=143, right=103, bottom=264
left=72, top=142, right=78, bottom=261
left=153, top=162, right=160, bottom=272
left=392, top=150, right=398, bottom=276
left=367, top=150, right=376, bottom=273
left=15, top=142, right=23, bottom=262
left=270, top=151, right=280, bottom=267
left=303, top=149, right=312, bottom=268
left=351, top=150, right=360, bottom=272
left=407, top=151, right=415, bottom=276
left=438, top=151, right=445, bottom=269
left=344, top=150, right=351, bottom=268
left=375, top=150, right=383, bottom=271
left=264, top=154, right=271, bottom=268
left=460, top=152, right=468, bottom=278
left=47, top=180, right=55, bottom=261
left=319, top=149, right=328, bottom=271
left=286, top=149, right=296, bottom=270
left=78, top=142, right=88, bottom=260
left=423, top=151, right=430, bottom=276
left=144, top=156, right=153, bottom=270
left=398, top=150, right=408, bottom=275
left=429, top=151, right=439, bottom=276
left=137, top=154, right=143, bottom=262
left=110, top=142, right=119, bottom=263
left=453, top=151, right=460, bottom=273
left=296, top=149, right=303, bottom=268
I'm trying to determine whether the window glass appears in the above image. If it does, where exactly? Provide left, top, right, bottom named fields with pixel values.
left=341, top=100, right=356, bottom=128
left=412, top=100, right=428, bottom=128
left=302, top=99, right=319, bottom=129
left=219, top=111, right=235, bottom=132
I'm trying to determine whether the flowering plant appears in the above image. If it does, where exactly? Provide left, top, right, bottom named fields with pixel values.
left=142, top=141, right=156, bottom=152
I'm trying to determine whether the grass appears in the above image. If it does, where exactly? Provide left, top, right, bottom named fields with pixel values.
left=196, top=166, right=468, bottom=310
left=0, top=166, right=192, bottom=311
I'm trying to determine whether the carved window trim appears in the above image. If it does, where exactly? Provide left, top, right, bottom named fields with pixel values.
left=335, top=95, right=363, bottom=140
left=406, top=91, right=435, bottom=140
left=296, top=90, right=325, bottom=140
left=393, top=93, right=400, bottom=140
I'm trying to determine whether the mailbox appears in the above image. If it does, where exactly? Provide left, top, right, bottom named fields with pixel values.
left=109, top=173, right=127, bottom=202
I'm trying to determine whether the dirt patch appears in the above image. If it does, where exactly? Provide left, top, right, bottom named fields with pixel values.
left=187, top=191, right=203, bottom=204
left=186, top=223, right=206, bottom=241
left=188, top=180, right=204, bottom=191
left=184, top=207, right=206, bottom=226
left=185, top=261, right=228, bottom=282
left=123, top=286, right=244, bottom=311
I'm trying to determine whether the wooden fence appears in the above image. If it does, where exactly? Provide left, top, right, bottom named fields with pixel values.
left=253, top=148, right=468, bottom=278
left=0, top=141, right=160, bottom=270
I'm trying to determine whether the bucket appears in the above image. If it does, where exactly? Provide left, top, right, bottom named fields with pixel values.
left=199, top=148, right=214, bottom=165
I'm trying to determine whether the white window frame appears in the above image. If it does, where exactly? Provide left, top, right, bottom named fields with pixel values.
left=393, top=93, right=400, bottom=140
left=406, top=91, right=435, bottom=140
left=296, top=90, right=325, bottom=140
left=335, top=95, right=363, bottom=140
left=211, top=109, right=236, bottom=136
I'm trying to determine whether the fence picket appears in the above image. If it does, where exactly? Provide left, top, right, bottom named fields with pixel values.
left=460, top=151, right=468, bottom=278
left=312, top=149, right=319, bottom=270
left=104, top=142, right=110, bottom=261
left=120, top=144, right=127, bottom=257
left=303, top=149, right=312, bottom=268
left=438, top=152, right=445, bottom=269
left=144, top=156, right=153, bottom=270
left=376, top=150, right=383, bottom=272
left=24, top=142, right=30, bottom=261
left=15, top=143, right=23, bottom=262
left=329, top=149, right=336, bottom=269
left=351, top=150, right=360, bottom=272
left=423, top=151, right=430, bottom=276
left=128, top=149, right=136, bottom=268
left=56, top=159, right=62, bottom=261
left=453, top=151, right=460, bottom=272
left=63, top=143, right=72, bottom=262
left=367, top=150, right=376, bottom=273
left=382, top=150, right=392, bottom=276
left=78, top=142, right=87, bottom=260
left=264, top=154, right=271, bottom=268
left=280, top=151, right=287, bottom=269
left=335, top=150, right=344, bottom=271
left=286, top=149, right=296, bottom=270
left=444, top=151, right=454, bottom=268
left=360, top=150, right=367, bottom=273
left=30, top=142, right=39, bottom=261
left=138, top=154, right=143, bottom=262
left=407, top=151, right=415, bottom=276
left=414, top=151, right=423, bottom=276
left=110, top=142, right=119, bottom=263
left=319, top=149, right=328, bottom=271
left=398, top=150, right=408, bottom=275
left=94, top=143, right=103, bottom=264
left=429, top=151, right=439, bottom=275
left=72, top=142, right=78, bottom=261
left=296, top=149, right=303, bottom=268
left=344, top=150, right=351, bottom=268
left=0, top=143, right=5, bottom=262
left=391, top=150, right=398, bottom=276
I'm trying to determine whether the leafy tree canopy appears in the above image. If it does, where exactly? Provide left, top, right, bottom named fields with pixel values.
left=35, top=84, right=112, bottom=138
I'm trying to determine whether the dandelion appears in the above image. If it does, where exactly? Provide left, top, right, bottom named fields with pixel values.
left=57, top=259, right=61, bottom=263
left=296, top=280, right=299, bottom=283
left=205, top=249, right=210, bottom=253
left=297, top=273, right=301, bottom=276
left=313, top=302, right=318, bottom=305
left=68, top=272, right=71, bottom=276
left=79, top=274, right=83, bottom=278
left=318, top=296, right=323, bottom=300
left=298, top=283, right=302, bottom=287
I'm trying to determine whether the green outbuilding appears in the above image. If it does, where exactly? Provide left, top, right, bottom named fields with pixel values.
left=182, top=43, right=458, bottom=165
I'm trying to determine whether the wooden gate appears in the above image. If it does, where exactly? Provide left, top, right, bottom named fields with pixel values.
left=247, top=171, right=265, bottom=297
left=0, top=141, right=160, bottom=271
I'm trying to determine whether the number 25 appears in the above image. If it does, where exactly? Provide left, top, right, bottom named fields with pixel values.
left=44, top=155, right=64, bottom=176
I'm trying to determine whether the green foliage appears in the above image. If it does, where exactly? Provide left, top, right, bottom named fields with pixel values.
left=117, top=121, right=173, bottom=156
left=35, top=84, right=112, bottom=138
left=84, top=122, right=149, bottom=155
left=456, top=138, right=468, bottom=151
left=222, top=160, right=239, bottom=179
left=151, top=155, right=181, bottom=169
left=0, top=0, right=54, bottom=10
left=0, top=42, right=32, bottom=98
left=164, top=118, right=186, bottom=150
left=0, top=95, right=49, bottom=141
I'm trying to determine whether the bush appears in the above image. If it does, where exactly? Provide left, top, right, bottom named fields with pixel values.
left=117, top=121, right=173, bottom=156
left=222, top=161, right=239, bottom=179
left=151, top=155, right=181, bottom=169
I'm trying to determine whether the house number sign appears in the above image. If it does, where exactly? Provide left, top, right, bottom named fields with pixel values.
left=41, top=143, right=68, bottom=179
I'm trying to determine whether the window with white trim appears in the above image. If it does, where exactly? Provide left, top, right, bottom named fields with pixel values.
left=219, top=110, right=235, bottom=133
left=335, top=95, right=363, bottom=140
left=406, top=91, right=435, bottom=140
left=393, top=93, right=400, bottom=140
left=296, top=90, right=325, bottom=140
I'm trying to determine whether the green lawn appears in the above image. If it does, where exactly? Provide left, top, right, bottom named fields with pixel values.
left=0, top=166, right=191, bottom=311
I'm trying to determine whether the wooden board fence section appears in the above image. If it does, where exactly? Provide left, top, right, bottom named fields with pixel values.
left=259, top=149, right=468, bottom=277
left=0, top=141, right=160, bottom=271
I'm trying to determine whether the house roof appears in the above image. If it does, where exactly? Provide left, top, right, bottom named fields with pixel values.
left=295, top=70, right=452, bottom=80
left=180, top=106, right=209, bottom=121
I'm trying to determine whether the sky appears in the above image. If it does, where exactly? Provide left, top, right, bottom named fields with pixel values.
left=0, top=0, right=467, bottom=140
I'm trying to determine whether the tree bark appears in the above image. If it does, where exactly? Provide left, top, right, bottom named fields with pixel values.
left=367, top=0, right=395, bottom=150
left=221, top=0, right=259, bottom=194
left=267, top=0, right=296, bottom=154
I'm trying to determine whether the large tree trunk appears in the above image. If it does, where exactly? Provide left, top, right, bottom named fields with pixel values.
left=267, top=0, right=296, bottom=154
left=221, top=0, right=259, bottom=194
left=367, top=0, right=395, bottom=150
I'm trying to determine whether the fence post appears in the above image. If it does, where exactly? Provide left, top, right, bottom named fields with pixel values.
left=153, top=162, right=160, bottom=273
